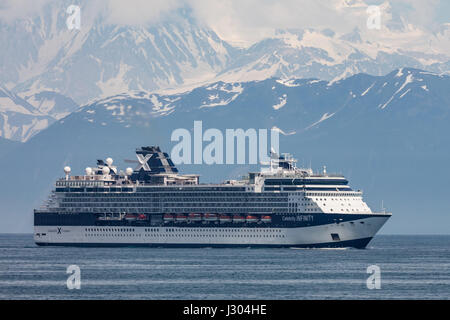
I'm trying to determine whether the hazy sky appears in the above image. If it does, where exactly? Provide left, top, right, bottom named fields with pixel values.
left=0, top=0, right=448, bottom=46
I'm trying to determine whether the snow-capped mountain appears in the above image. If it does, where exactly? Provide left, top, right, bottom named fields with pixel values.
left=1, top=68, right=449, bottom=233
left=66, top=67, right=450, bottom=136
left=1, top=1, right=237, bottom=105
left=0, top=87, right=78, bottom=141
left=215, top=27, right=450, bottom=84
left=3, top=0, right=448, bottom=143
left=21, top=91, right=79, bottom=120
left=1, top=0, right=448, bottom=110
left=0, top=86, right=52, bottom=142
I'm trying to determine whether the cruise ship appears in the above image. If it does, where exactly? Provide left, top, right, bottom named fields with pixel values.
left=34, top=146, right=391, bottom=248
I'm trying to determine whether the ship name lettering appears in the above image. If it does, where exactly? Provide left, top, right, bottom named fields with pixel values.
left=282, top=215, right=313, bottom=222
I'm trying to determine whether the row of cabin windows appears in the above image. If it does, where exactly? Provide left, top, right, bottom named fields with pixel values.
left=85, top=233, right=285, bottom=238
left=85, top=228, right=282, bottom=233
left=63, top=191, right=278, bottom=197
left=86, top=227, right=134, bottom=232
left=164, top=228, right=282, bottom=233
left=63, top=197, right=286, bottom=203
left=306, top=193, right=358, bottom=197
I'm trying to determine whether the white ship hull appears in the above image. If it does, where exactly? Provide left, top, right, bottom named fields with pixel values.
left=34, top=215, right=390, bottom=248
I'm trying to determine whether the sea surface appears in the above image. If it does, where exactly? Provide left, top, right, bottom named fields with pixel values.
left=0, top=234, right=449, bottom=300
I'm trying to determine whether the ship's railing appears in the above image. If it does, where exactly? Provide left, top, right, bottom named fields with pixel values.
left=60, top=175, right=116, bottom=181
left=256, top=171, right=345, bottom=178
left=309, top=173, right=345, bottom=177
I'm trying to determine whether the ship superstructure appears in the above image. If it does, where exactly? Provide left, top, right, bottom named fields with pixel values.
left=34, top=146, right=391, bottom=248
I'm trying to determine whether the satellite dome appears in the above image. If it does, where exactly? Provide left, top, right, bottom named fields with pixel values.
left=125, top=167, right=133, bottom=176
left=64, top=166, right=71, bottom=174
left=102, top=166, right=110, bottom=175
left=85, top=167, right=93, bottom=176
left=106, top=157, right=113, bottom=166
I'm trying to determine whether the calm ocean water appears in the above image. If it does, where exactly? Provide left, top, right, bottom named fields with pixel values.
left=0, top=234, right=449, bottom=300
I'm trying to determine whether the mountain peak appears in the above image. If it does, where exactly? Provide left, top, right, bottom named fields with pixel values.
left=339, top=27, right=361, bottom=43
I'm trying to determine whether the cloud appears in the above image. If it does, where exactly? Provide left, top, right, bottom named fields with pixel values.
left=187, top=0, right=442, bottom=46
left=0, top=0, right=446, bottom=47
left=103, top=0, right=184, bottom=26
left=0, top=0, right=53, bottom=23
left=0, top=0, right=185, bottom=26
left=194, top=0, right=449, bottom=49
left=189, top=0, right=365, bottom=46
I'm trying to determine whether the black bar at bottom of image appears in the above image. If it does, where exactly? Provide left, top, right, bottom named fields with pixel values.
left=0, top=300, right=448, bottom=318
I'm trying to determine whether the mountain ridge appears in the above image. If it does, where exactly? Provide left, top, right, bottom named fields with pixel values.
left=0, top=86, right=78, bottom=141
left=1, top=1, right=448, bottom=107
left=0, top=67, right=449, bottom=234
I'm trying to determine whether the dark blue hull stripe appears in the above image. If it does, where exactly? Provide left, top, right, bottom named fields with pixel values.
left=35, top=237, right=373, bottom=249
left=34, top=213, right=390, bottom=227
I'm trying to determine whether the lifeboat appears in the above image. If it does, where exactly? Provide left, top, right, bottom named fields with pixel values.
left=219, top=215, right=232, bottom=223
left=232, top=215, right=245, bottom=223
left=261, top=215, right=272, bottom=223
left=175, top=214, right=187, bottom=222
left=124, top=214, right=137, bottom=221
left=137, top=214, right=147, bottom=220
left=188, top=213, right=202, bottom=222
left=204, top=213, right=218, bottom=222
left=163, top=214, right=174, bottom=222
left=246, top=215, right=258, bottom=223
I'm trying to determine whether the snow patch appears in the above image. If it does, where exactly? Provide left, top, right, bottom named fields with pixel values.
left=271, top=126, right=296, bottom=136
left=276, top=79, right=300, bottom=87
left=209, top=94, right=219, bottom=101
left=0, top=98, right=35, bottom=115
left=399, top=88, right=411, bottom=98
left=96, top=63, right=132, bottom=98
left=272, top=95, right=287, bottom=110
left=361, top=83, right=375, bottom=96
left=306, top=112, right=335, bottom=129
left=380, top=74, right=414, bottom=109
left=419, top=71, right=438, bottom=76
left=200, top=84, right=244, bottom=108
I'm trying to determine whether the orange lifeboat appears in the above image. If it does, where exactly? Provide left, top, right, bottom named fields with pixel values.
left=232, top=215, right=245, bottom=223
left=163, top=214, right=174, bottom=222
left=124, top=214, right=137, bottom=221
left=175, top=214, right=187, bottom=222
left=246, top=215, right=258, bottom=223
left=188, top=213, right=202, bottom=222
left=219, top=215, right=232, bottom=223
left=137, top=214, right=147, bottom=220
left=261, top=215, right=272, bottom=223
left=204, top=213, right=218, bottom=222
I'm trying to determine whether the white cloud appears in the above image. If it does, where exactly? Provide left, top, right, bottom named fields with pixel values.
left=0, top=0, right=447, bottom=48
left=0, top=0, right=53, bottom=23
left=189, top=0, right=365, bottom=46
left=188, top=0, right=448, bottom=47
left=0, top=0, right=184, bottom=26
left=103, top=0, right=184, bottom=26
